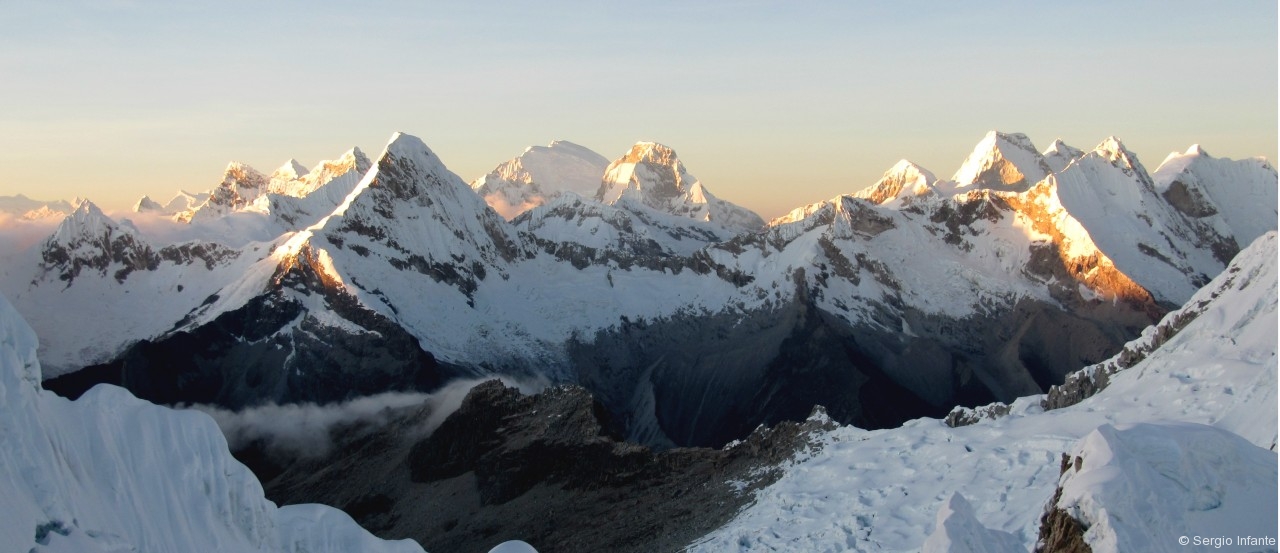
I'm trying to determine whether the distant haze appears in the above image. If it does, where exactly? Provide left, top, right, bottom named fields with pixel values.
left=0, top=1, right=1274, bottom=220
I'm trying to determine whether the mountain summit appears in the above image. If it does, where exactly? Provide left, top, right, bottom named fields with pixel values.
left=950, top=131, right=1053, bottom=192
left=596, top=142, right=764, bottom=234
left=472, top=140, right=610, bottom=219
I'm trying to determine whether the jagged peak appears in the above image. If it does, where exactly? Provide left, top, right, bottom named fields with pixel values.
left=599, top=141, right=691, bottom=201
left=220, top=161, right=268, bottom=188
left=334, top=146, right=371, bottom=167
left=1091, top=136, right=1150, bottom=177
left=988, top=130, right=1037, bottom=151
left=1044, top=138, right=1084, bottom=158
left=132, top=195, right=162, bottom=213
left=49, top=199, right=134, bottom=246
left=273, top=158, right=309, bottom=180
left=854, top=160, right=938, bottom=205
left=951, top=130, right=1050, bottom=191
left=886, top=159, right=936, bottom=180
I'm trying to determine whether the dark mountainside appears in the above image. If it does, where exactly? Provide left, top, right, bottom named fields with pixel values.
left=237, top=380, right=836, bottom=553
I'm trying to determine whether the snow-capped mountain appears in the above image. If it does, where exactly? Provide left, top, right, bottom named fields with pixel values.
left=10, top=131, right=1274, bottom=452
left=691, top=231, right=1277, bottom=552
left=0, top=194, right=76, bottom=220
left=1153, top=144, right=1277, bottom=252
left=177, top=162, right=272, bottom=222
left=1, top=200, right=258, bottom=375
left=1053, top=137, right=1259, bottom=305
left=267, top=147, right=373, bottom=230
left=133, top=190, right=211, bottom=215
left=946, top=131, right=1053, bottom=193
left=0, top=291, right=426, bottom=553
left=471, top=140, right=610, bottom=219
left=156, top=147, right=373, bottom=232
left=851, top=159, right=939, bottom=207
left=596, top=142, right=765, bottom=235
left=1042, top=138, right=1085, bottom=173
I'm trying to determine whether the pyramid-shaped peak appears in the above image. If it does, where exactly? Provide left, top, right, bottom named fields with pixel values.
left=384, top=131, right=438, bottom=159
left=1043, top=139, right=1086, bottom=173
left=50, top=200, right=129, bottom=245
left=985, top=131, right=1038, bottom=151
left=952, top=131, right=1051, bottom=191
left=1094, top=136, right=1139, bottom=163
left=854, top=159, right=938, bottom=205
left=133, top=195, right=163, bottom=213
left=887, top=159, right=935, bottom=178
left=220, top=162, right=268, bottom=188
left=599, top=142, right=693, bottom=203
left=1044, top=139, right=1084, bottom=158
left=273, top=159, right=309, bottom=180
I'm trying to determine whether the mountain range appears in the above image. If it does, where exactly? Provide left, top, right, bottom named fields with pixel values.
left=2, top=130, right=1274, bottom=449
left=0, top=129, right=1274, bottom=552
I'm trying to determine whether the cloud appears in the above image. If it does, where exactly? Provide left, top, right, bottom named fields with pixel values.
left=0, top=215, right=59, bottom=259
left=184, top=376, right=547, bottom=459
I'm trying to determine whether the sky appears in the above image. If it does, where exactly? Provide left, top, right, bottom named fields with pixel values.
left=0, top=1, right=1275, bottom=220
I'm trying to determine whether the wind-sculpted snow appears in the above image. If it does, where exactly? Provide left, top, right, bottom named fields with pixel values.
left=0, top=292, right=425, bottom=553
left=921, top=493, right=1022, bottom=553
left=690, top=232, right=1276, bottom=552
left=1044, top=422, right=1276, bottom=553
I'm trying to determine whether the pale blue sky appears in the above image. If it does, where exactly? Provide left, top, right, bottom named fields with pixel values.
left=1, top=1, right=1275, bottom=218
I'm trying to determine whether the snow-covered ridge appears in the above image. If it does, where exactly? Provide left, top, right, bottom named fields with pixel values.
left=0, top=291, right=426, bottom=553
left=0, top=194, right=76, bottom=220
left=690, top=231, right=1277, bottom=552
left=1047, top=422, right=1276, bottom=553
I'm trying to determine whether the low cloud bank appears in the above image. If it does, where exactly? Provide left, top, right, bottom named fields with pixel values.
left=186, top=376, right=547, bottom=458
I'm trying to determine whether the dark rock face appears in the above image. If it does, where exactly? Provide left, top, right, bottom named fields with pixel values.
left=245, top=380, right=834, bottom=553
left=1036, top=454, right=1094, bottom=553
left=568, top=280, right=1147, bottom=448
left=46, top=246, right=460, bottom=409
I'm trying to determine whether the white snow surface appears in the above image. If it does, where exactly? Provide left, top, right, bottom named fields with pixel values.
left=851, top=160, right=939, bottom=208
left=1055, top=422, right=1277, bottom=553
left=0, top=202, right=274, bottom=376
left=690, top=232, right=1278, bottom=552
left=597, top=142, right=765, bottom=234
left=920, top=493, right=1022, bottom=553
left=3, top=131, right=1272, bottom=387
left=487, top=541, right=540, bottom=553
left=0, top=292, right=425, bottom=553
left=1042, top=139, right=1085, bottom=174
left=947, top=131, right=1052, bottom=193
left=1153, top=144, right=1278, bottom=248
left=471, top=140, right=610, bottom=219
left=1055, top=137, right=1249, bottom=305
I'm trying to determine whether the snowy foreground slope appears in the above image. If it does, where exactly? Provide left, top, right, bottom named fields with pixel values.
left=690, top=232, right=1278, bottom=552
left=0, top=294, right=426, bottom=553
